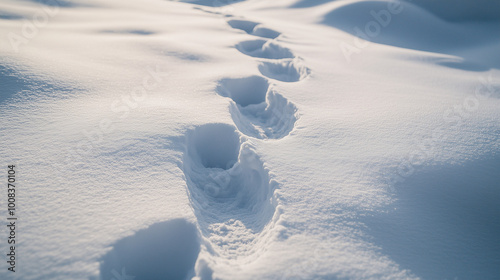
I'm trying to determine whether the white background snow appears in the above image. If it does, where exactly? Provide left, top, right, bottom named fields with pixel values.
left=0, top=0, right=499, bottom=279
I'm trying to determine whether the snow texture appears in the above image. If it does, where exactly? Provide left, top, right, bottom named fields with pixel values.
left=0, top=0, right=499, bottom=279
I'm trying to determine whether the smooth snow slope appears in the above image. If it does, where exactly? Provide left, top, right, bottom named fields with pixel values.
left=0, top=0, right=499, bottom=279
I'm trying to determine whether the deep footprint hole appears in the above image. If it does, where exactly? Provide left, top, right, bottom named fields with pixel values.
left=237, top=39, right=266, bottom=53
left=216, top=76, right=269, bottom=107
left=236, top=39, right=294, bottom=59
left=252, top=26, right=281, bottom=39
left=227, top=20, right=281, bottom=39
left=99, top=219, right=200, bottom=280
left=227, top=19, right=260, bottom=34
left=258, top=59, right=309, bottom=82
left=191, top=123, right=240, bottom=170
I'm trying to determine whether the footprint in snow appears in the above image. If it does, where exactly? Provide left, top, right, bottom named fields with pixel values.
left=182, top=123, right=278, bottom=259
left=228, top=19, right=310, bottom=82
left=258, top=58, right=310, bottom=82
left=216, top=76, right=298, bottom=139
left=99, top=219, right=200, bottom=280
left=227, top=19, right=282, bottom=39
left=236, top=39, right=294, bottom=59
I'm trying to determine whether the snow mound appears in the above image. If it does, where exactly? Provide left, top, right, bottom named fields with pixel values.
left=291, top=0, right=500, bottom=22
left=321, top=0, right=500, bottom=68
left=322, top=1, right=463, bottom=49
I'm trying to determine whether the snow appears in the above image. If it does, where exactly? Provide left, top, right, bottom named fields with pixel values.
left=100, top=219, right=200, bottom=280
left=0, top=0, right=499, bottom=279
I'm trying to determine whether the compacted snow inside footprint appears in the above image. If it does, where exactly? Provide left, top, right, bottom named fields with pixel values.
left=216, top=76, right=298, bottom=139
left=182, top=124, right=278, bottom=259
left=258, top=58, right=310, bottom=82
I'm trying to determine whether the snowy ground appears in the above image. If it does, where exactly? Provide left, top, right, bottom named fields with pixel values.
left=0, top=0, right=499, bottom=279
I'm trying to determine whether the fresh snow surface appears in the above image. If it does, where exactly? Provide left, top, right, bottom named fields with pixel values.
left=0, top=0, right=499, bottom=279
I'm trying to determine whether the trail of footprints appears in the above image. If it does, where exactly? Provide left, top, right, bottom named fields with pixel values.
left=222, top=18, right=309, bottom=139
left=182, top=15, right=310, bottom=263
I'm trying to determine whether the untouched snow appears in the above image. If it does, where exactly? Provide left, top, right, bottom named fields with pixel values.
left=0, top=0, right=499, bottom=279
